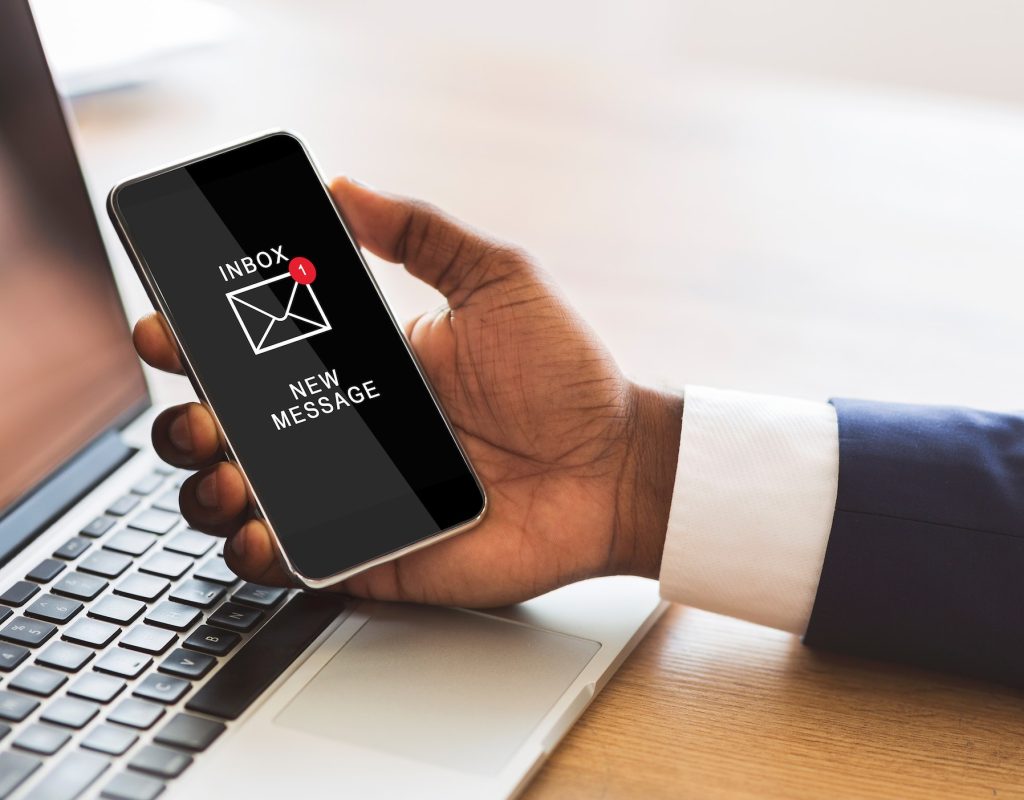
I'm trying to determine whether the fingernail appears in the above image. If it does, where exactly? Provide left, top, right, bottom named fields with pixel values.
left=168, top=412, right=192, bottom=452
left=346, top=176, right=375, bottom=190
left=230, top=528, right=248, bottom=560
left=195, top=471, right=218, bottom=509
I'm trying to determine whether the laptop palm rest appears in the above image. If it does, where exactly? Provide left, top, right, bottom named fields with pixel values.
left=274, top=603, right=600, bottom=776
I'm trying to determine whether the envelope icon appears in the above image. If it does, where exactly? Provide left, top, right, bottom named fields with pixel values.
left=226, top=273, right=331, bottom=354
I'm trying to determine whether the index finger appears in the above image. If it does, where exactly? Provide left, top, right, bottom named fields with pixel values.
left=132, top=312, right=184, bottom=374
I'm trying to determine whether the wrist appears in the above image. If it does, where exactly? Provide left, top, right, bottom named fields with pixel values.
left=610, top=383, right=683, bottom=579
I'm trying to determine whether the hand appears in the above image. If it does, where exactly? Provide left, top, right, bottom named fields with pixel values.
left=134, top=179, right=682, bottom=606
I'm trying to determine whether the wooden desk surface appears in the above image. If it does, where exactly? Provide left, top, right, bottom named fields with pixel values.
left=62, top=2, right=1024, bottom=796
left=526, top=606, right=1024, bottom=799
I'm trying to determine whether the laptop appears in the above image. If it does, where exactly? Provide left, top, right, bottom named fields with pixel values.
left=0, top=3, right=665, bottom=798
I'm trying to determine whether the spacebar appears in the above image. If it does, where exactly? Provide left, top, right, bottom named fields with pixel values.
left=186, top=592, right=345, bottom=720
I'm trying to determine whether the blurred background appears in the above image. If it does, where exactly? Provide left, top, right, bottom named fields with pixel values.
left=32, top=0, right=1024, bottom=409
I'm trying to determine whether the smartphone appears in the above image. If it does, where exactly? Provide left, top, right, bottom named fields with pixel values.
left=107, top=131, right=486, bottom=588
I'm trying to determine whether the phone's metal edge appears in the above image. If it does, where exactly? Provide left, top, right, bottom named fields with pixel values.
left=106, top=129, right=487, bottom=591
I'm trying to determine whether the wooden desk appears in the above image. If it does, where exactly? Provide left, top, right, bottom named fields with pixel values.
left=63, top=2, right=1024, bottom=796
left=526, top=606, right=1024, bottom=798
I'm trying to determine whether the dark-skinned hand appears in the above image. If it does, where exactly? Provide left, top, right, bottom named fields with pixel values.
left=134, top=178, right=681, bottom=607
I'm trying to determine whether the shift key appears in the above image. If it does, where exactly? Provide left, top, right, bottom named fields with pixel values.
left=185, top=593, right=343, bottom=720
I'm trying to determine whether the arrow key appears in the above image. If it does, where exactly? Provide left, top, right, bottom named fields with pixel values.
left=159, top=647, right=214, bottom=680
left=133, top=673, right=191, bottom=704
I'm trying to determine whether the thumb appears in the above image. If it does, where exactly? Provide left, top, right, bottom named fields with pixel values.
left=329, top=177, right=526, bottom=305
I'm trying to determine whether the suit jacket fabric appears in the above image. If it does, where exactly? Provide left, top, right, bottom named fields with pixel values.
left=804, top=399, right=1024, bottom=686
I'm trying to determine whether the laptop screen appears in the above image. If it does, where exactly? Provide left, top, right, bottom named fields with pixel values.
left=0, top=1, right=148, bottom=514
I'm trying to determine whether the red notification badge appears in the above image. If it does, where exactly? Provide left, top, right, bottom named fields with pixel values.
left=289, top=257, right=317, bottom=284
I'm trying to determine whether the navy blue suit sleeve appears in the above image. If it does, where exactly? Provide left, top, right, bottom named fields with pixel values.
left=803, top=399, right=1024, bottom=686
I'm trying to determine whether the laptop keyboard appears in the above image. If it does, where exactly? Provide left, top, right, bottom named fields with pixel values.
left=0, top=466, right=344, bottom=799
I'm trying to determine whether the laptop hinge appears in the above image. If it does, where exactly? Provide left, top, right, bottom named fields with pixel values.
left=0, top=431, right=136, bottom=568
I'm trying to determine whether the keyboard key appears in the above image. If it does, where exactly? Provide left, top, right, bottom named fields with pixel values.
left=94, top=650, right=151, bottom=679
left=0, top=751, right=41, bottom=797
left=36, top=641, right=93, bottom=672
left=170, top=579, right=225, bottom=609
left=0, top=580, right=40, bottom=607
left=24, top=750, right=109, bottom=798
left=81, top=515, right=117, bottom=538
left=108, top=698, right=164, bottom=730
left=193, top=557, right=237, bottom=585
left=155, top=712, right=225, bottom=752
left=68, top=673, right=125, bottom=704
left=1, top=616, right=56, bottom=646
left=139, top=552, right=191, bottom=580
left=11, top=665, right=67, bottom=696
left=131, top=473, right=164, bottom=495
left=82, top=724, right=138, bottom=757
left=25, top=594, right=83, bottom=624
left=0, top=689, right=39, bottom=721
left=145, top=601, right=200, bottom=631
left=183, top=625, right=239, bottom=657
left=232, top=583, right=287, bottom=609
left=13, top=723, right=71, bottom=755
left=120, top=625, right=176, bottom=655
left=101, top=771, right=165, bottom=800
left=105, top=530, right=158, bottom=557
left=151, top=489, right=179, bottom=513
left=106, top=495, right=140, bottom=516
left=0, top=722, right=7, bottom=742
left=187, top=593, right=343, bottom=720
left=41, top=696, right=100, bottom=728
left=207, top=602, right=261, bottom=633
left=26, top=558, right=66, bottom=583
left=0, top=605, right=10, bottom=626
left=128, top=509, right=180, bottom=536
left=63, top=619, right=119, bottom=648
left=164, top=529, right=214, bottom=558
left=53, top=536, right=91, bottom=561
left=159, top=648, right=214, bottom=680
left=0, top=641, right=29, bottom=671
left=80, top=551, right=132, bottom=579
left=90, top=596, right=145, bottom=625
left=133, top=674, right=190, bottom=705
left=114, top=574, right=169, bottom=603
left=128, top=744, right=192, bottom=779
left=52, top=572, right=107, bottom=601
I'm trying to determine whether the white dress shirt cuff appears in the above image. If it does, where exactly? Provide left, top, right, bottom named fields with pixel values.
left=658, top=386, right=839, bottom=634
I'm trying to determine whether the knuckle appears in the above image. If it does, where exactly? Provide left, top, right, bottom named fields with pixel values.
left=396, top=200, right=439, bottom=263
left=489, top=243, right=533, bottom=275
left=466, top=242, right=534, bottom=292
left=495, top=243, right=532, bottom=265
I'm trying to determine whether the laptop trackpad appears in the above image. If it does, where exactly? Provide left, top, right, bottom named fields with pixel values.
left=274, top=603, right=600, bottom=776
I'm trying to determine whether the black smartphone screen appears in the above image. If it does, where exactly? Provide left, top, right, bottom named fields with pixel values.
left=111, top=133, right=484, bottom=582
